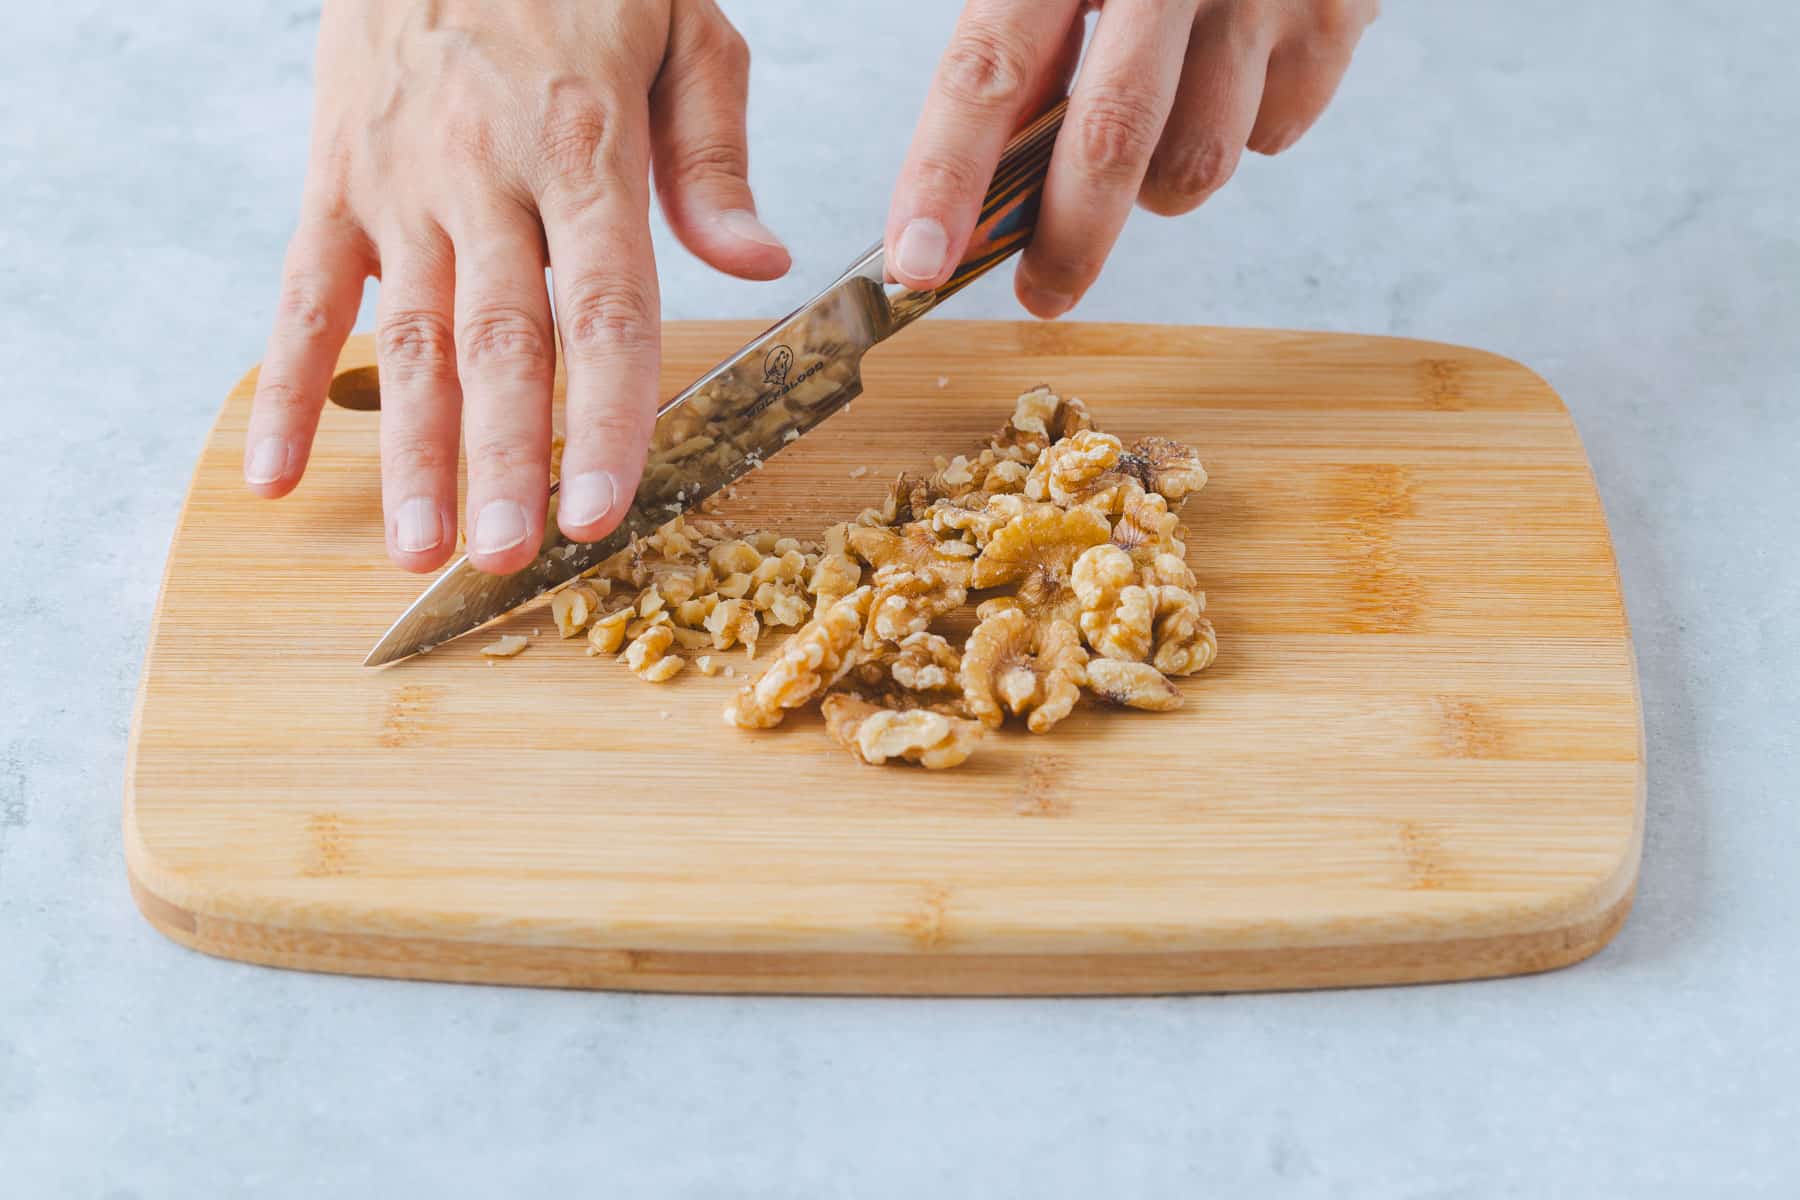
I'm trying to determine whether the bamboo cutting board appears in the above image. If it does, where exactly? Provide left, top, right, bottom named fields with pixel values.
left=125, top=321, right=1643, bottom=995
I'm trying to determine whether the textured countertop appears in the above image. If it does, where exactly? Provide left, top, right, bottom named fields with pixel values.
left=3, top=1, right=1796, bottom=1194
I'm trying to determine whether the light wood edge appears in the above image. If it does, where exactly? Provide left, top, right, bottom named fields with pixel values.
left=123, top=324, right=1647, bottom=994
left=124, top=870, right=1636, bottom=996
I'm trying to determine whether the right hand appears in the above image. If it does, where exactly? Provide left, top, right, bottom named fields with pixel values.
left=244, top=0, right=789, bottom=575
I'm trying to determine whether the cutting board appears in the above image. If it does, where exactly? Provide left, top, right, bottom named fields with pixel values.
left=125, top=321, right=1643, bottom=995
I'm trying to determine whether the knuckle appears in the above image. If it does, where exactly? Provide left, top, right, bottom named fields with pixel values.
left=1311, top=0, right=1380, bottom=39
left=937, top=25, right=1034, bottom=110
left=443, top=109, right=498, bottom=166
left=458, top=306, right=553, bottom=376
left=376, top=310, right=456, bottom=379
left=666, top=138, right=749, bottom=190
left=467, top=436, right=543, bottom=482
left=1075, top=87, right=1165, bottom=183
left=252, top=377, right=312, bottom=419
left=559, top=273, right=658, bottom=359
left=385, top=436, right=456, bottom=479
left=909, top=150, right=985, bottom=203
left=275, top=275, right=338, bottom=342
left=1142, top=138, right=1239, bottom=214
left=691, top=19, right=751, bottom=73
left=536, top=80, right=618, bottom=182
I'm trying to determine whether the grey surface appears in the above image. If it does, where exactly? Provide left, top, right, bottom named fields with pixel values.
left=2, top=0, right=1796, bottom=1195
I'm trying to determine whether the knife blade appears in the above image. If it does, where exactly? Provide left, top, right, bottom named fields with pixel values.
left=365, top=99, right=1066, bottom=667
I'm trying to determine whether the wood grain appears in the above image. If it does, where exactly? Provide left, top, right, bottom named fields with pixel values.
left=124, top=322, right=1644, bottom=994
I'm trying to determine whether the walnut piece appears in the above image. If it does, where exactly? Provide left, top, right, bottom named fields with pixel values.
left=623, top=624, right=684, bottom=682
left=959, top=607, right=1087, bottom=733
left=970, top=502, right=1111, bottom=624
left=724, top=587, right=873, bottom=729
left=821, top=694, right=984, bottom=769
left=1071, top=544, right=1156, bottom=661
left=1118, top=436, right=1208, bottom=503
left=1149, top=586, right=1218, bottom=676
left=586, top=608, right=632, bottom=655
left=1084, top=658, right=1183, bottom=711
left=550, top=584, right=600, bottom=639
left=480, top=634, right=529, bottom=658
left=887, top=631, right=961, bottom=692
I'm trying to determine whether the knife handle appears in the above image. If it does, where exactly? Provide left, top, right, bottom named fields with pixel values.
left=888, top=98, right=1067, bottom=326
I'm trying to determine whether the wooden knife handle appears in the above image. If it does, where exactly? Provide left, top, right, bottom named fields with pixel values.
left=889, top=98, right=1066, bottom=324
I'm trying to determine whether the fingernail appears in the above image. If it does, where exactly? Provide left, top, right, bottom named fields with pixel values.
left=1019, top=282, right=1074, bottom=318
left=716, top=209, right=787, bottom=251
left=894, top=218, right=949, bottom=283
left=472, top=499, right=528, bottom=556
left=393, top=496, right=443, bottom=554
left=244, top=436, right=290, bottom=485
left=559, top=470, right=618, bottom=529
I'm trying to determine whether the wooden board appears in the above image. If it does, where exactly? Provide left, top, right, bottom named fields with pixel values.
left=125, top=322, right=1644, bottom=995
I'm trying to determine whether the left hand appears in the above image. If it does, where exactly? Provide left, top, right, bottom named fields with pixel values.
left=884, top=0, right=1378, bottom=316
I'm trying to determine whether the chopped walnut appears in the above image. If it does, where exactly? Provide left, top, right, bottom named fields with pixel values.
left=623, top=624, right=684, bottom=682
left=753, top=580, right=812, bottom=627
left=673, top=594, right=719, bottom=627
left=480, top=634, right=529, bottom=658
left=807, top=526, right=863, bottom=606
left=970, top=502, right=1111, bottom=624
left=586, top=607, right=632, bottom=656
left=707, top=538, right=763, bottom=576
left=704, top=597, right=761, bottom=653
left=1071, top=544, right=1156, bottom=661
left=959, top=607, right=1087, bottom=733
left=821, top=694, right=984, bottom=769
left=550, top=584, right=600, bottom=639
left=1084, top=658, right=1183, bottom=711
left=725, top=587, right=873, bottom=728
left=695, top=654, right=721, bottom=676
left=715, top=571, right=753, bottom=599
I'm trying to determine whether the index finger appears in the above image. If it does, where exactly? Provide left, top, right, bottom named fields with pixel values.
left=884, top=0, right=1084, bottom=290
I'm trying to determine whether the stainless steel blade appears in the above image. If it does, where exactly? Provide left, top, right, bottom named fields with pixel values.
left=364, top=245, right=895, bottom=667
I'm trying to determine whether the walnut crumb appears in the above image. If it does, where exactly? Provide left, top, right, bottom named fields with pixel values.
left=480, top=634, right=529, bottom=658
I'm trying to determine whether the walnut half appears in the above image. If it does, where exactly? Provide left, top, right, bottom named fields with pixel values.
left=822, top=694, right=984, bottom=769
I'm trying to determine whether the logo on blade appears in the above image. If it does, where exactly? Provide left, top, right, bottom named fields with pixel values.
left=762, top=345, right=794, bottom=386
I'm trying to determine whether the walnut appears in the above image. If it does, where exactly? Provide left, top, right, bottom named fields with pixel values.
left=637, top=584, right=667, bottom=618
left=1025, top=430, right=1126, bottom=510
left=695, top=654, right=721, bottom=676
left=725, top=587, right=873, bottom=728
left=672, top=594, right=719, bottom=627
left=715, top=571, right=753, bottom=599
left=887, top=631, right=961, bottom=692
left=622, top=624, right=684, bottom=682
left=550, top=583, right=601, bottom=638
left=847, top=521, right=975, bottom=590
left=1071, top=544, right=1156, bottom=661
left=991, top=385, right=1093, bottom=462
left=821, top=694, right=983, bottom=769
left=866, top=566, right=967, bottom=646
left=1149, top=586, right=1218, bottom=676
left=585, top=607, right=632, bottom=655
left=807, top=536, right=863, bottom=607
left=704, top=597, right=761, bottom=653
left=750, top=549, right=807, bottom=586
left=707, top=538, right=763, bottom=575
left=479, top=634, right=529, bottom=658
left=1117, top=436, right=1208, bottom=504
left=753, top=580, right=812, bottom=627
left=1142, top=551, right=1198, bottom=590
left=1110, top=489, right=1186, bottom=565
left=970, top=502, right=1111, bottom=624
left=982, top=458, right=1030, bottom=494
left=669, top=625, right=713, bottom=651
left=925, top=491, right=1028, bottom=549
left=1084, top=659, right=1183, bottom=711
left=959, top=607, right=1087, bottom=733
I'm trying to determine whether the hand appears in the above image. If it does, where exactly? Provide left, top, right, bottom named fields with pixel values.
left=885, top=0, right=1376, bottom=315
left=244, top=0, right=789, bottom=575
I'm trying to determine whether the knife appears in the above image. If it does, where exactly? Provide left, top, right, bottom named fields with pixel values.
left=364, top=100, right=1067, bottom=667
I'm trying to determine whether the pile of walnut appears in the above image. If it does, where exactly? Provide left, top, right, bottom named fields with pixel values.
left=544, top=386, right=1217, bottom=769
